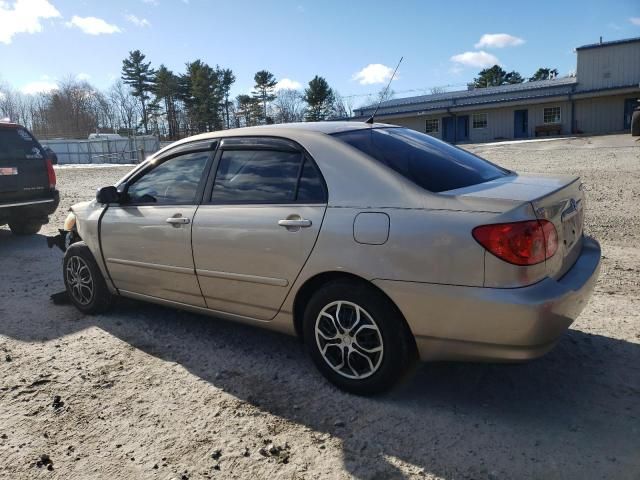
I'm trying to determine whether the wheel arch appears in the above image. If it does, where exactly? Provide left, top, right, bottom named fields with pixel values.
left=292, top=271, right=418, bottom=353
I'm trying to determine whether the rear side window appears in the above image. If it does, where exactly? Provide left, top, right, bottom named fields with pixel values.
left=211, top=150, right=326, bottom=204
left=0, top=128, right=44, bottom=161
left=332, top=127, right=508, bottom=192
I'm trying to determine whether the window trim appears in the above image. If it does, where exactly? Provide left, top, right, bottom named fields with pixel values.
left=472, top=112, right=488, bottom=130
left=425, top=118, right=439, bottom=134
left=543, top=106, right=562, bottom=124
left=202, top=135, right=328, bottom=206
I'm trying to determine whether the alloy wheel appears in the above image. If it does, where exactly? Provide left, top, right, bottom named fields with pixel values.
left=314, top=300, right=384, bottom=379
left=66, top=255, right=94, bottom=306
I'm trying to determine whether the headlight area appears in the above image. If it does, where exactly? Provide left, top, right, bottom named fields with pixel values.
left=46, top=212, right=81, bottom=252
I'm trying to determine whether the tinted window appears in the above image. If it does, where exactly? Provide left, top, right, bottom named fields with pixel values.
left=333, top=127, right=508, bottom=192
left=0, top=128, right=45, bottom=161
left=127, top=151, right=209, bottom=204
left=297, top=158, right=326, bottom=203
left=211, top=150, right=302, bottom=203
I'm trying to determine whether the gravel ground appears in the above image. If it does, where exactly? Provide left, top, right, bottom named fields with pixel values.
left=0, top=134, right=638, bottom=480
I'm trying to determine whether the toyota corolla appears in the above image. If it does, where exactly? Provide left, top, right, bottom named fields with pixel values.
left=51, top=122, right=601, bottom=395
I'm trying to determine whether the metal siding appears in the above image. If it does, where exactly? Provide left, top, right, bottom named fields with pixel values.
left=574, top=94, right=633, bottom=133
left=577, top=42, right=640, bottom=91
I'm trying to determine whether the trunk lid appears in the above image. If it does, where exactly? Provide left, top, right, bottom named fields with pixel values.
left=0, top=126, right=50, bottom=203
left=449, top=173, right=585, bottom=278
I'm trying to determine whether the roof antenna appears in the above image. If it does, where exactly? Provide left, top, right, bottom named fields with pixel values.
left=365, top=56, right=403, bottom=125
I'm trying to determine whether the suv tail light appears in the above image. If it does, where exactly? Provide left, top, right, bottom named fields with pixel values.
left=45, top=158, right=56, bottom=189
left=472, top=220, right=558, bottom=266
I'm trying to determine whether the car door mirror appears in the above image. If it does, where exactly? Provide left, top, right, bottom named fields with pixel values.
left=96, top=186, right=120, bottom=204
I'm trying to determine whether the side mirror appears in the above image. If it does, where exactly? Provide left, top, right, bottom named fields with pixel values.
left=96, top=185, right=120, bottom=204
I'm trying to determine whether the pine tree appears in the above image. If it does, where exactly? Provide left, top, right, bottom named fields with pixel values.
left=219, top=68, right=236, bottom=129
left=303, top=76, right=334, bottom=121
left=121, top=50, right=156, bottom=134
left=252, top=70, right=277, bottom=122
left=178, top=60, right=222, bottom=133
left=529, top=68, right=559, bottom=82
left=473, top=65, right=524, bottom=88
left=153, top=65, right=180, bottom=139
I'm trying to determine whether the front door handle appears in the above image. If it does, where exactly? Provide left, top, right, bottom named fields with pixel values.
left=278, top=218, right=312, bottom=228
left=166, top=215, right=190, bottom=225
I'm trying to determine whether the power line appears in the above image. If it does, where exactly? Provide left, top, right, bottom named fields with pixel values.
left=340, top=83, right=469, bottom=100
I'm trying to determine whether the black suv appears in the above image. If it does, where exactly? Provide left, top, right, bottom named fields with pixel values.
left=0, top=122, right=59, bottom=235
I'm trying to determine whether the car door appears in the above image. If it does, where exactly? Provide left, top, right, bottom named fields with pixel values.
left=100, top=145, right=214, bottom=307
left=192, top=137, right=327, bottom=320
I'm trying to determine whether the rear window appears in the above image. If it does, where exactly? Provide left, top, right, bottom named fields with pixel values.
left=332, top=127, right=509, bottom=193
left=0, top=128, right=44, bottom=161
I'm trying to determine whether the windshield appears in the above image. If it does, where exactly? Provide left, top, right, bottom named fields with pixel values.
left=332, top=127, right=509, bottom=193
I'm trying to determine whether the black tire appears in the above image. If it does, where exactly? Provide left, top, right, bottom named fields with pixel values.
left=631, top=110, right=640, bottom=137
left=303, top=280, right=417, bottom=395
left=9, top=220, right=43, bottom=235
left=63, top=242, right=113, bottom=314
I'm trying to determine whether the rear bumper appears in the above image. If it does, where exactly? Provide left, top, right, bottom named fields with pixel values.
left=0, top=190, right=59, bottom=222
left=374, top=236, right=601, bottom=362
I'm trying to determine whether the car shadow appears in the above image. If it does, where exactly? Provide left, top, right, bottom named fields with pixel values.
left=1, top=230, right=639, bottom=479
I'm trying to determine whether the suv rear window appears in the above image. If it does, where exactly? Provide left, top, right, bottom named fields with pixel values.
left=0, top=127, right=45, bottom=161
left=332, top=127, right=509, bottom=192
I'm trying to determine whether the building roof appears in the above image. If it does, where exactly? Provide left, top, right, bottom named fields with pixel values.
left=355, top=76, right=578, bottom=116
left=576, top=36, right=640, bottom=51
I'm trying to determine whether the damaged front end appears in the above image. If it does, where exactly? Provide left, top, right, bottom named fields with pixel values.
left=46, top=211, right=81, bottom=252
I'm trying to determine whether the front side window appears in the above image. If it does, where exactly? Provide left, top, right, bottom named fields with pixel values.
left=425, top=119, right=439, bottom=134
left=543, top=106, right=561, bottom=124
left=472, top=113, right=488, bottom=129
left=126, top=151, right=209, bottom=204
left=332, top=127, right=509, bottom=193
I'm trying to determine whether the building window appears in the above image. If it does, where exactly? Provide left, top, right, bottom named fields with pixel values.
left=472, top=113, right=488, bottom=129
left=425, top=119, right=439, bottom=133
left=543, top=106, right=561, bottom=124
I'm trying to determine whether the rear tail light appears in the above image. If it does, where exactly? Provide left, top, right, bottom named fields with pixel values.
left=45, top=158, right=56, bottom=189
left=472, top=220, right=558, bottom=266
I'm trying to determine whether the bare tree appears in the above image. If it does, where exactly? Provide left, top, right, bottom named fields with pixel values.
left=429, top=86, right=447, bottom=95
left=108, top=80, right=140, bottom=135
left=272, top=89, right=305, bottom=123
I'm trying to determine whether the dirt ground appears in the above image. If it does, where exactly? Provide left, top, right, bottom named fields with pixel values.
left=0, top=134, right=638, bottom=480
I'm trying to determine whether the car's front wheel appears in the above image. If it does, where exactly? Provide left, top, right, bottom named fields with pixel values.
left=63, top=242, right=113, bottom=314
left=303, top=280, right=416, bottom=395
left=9, top=220, right=43, bottom=235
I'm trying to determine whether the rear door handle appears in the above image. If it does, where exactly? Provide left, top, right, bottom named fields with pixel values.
left=278, top=219, right=312, bottom=228
left=166, top=216, right=190, bottom=225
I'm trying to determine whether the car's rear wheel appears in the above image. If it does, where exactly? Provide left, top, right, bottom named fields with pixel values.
left=303, top=280, right=416, bottom=395
left=9, top=220, right=43, bottom=235
left=63, top=242, right=113, bottom=314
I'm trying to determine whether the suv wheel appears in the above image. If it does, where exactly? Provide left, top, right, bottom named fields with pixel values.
left=9, top=220, right=43, bottom=235
left=303, top=280, right=416, bottom=395
left=63, top=242, right=113, bottom=314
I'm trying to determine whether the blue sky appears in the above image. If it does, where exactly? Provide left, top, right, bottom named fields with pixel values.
left=1, top=0, right=639, bottom=105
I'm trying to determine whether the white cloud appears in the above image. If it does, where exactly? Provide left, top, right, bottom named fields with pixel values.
left=76, top=72, right=91, bottom=81
left=275, top=78, right=302, bottom=91
left=125, top=14, right=150, bottom=27
left=0, top=0, right=61, bottom=44
left=450, top=51, right=500, bottom=68
left=630, top=17, right=640, bottom=26
left=352, top=63, right=396, bottom=85
left=21, top=80, right=57, bottom=94
left=142, top=0, right=159, bottom=5
left=474, top=33, right=525, bottom=49
left=66, top=15, right=121, bottom=35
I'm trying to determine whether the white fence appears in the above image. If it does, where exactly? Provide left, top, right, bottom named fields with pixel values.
left=42, top=136, right=161, bottom=165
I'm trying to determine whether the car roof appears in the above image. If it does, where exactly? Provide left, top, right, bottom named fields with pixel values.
left=151, top=121, right=399, bottom=158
